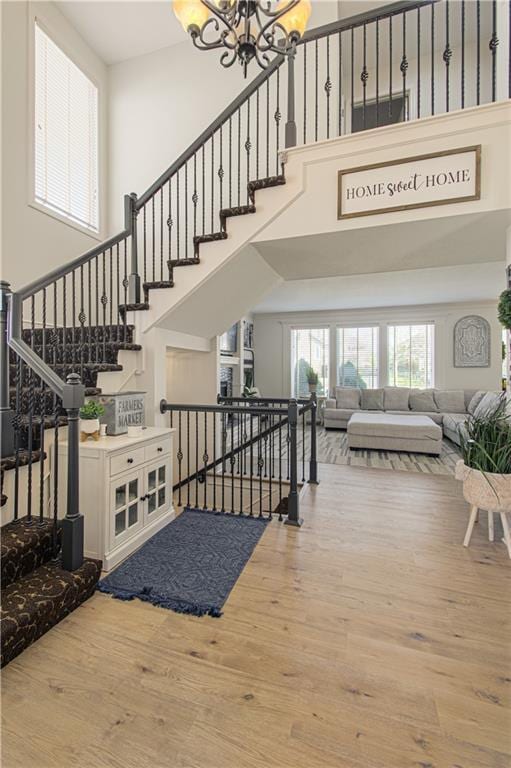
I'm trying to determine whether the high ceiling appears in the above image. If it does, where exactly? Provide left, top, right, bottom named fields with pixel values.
left=57, top=0, right=341, bottom=66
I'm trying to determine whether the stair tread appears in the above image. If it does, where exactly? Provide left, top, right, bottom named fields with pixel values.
left=168, top=258, right=200, bottom=267
left=247, top=174, right=286, bottom=202
left=143, top=280, right=174, bottom=290
left=118, top=303, right=150, bottom=313
left=29, top=342, right=141, bottom=352
left=1, top=556, right=101, bottom=668
left=193, top=232, right=227, bottom=244
left=10, top=362, right=123, bottom=372
left=220, top=204, right=256, bottom=219
left=1, top=450, right=46, bottom=473
left=1, top=517, right=59, bottom=590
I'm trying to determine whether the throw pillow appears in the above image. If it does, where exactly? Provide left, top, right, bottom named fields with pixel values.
left=383, top=387, right=410, bottom=411
left=473, top=392, right=502, bottom=419
left=434, top=390, right=466, bottom=414
left=409, top=389, right=437, bottom=412
left=335, top=387, right=361, bottom=410
left=467, top=390, right=486, bottom=415
left=361, top=388, right=384, bottom=411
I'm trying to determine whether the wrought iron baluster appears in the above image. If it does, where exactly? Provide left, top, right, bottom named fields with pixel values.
left=431, top=2, right=435, bottom=115
left=275, top=69, right=281, bottom=174
left=212, top=411, right=217, bottom=511
left=219, top=125, right=224, bottom=212
left=444, top=0, right=452, bottom=112
left=249, top=413, right=254, bottom=515
left=177, top=411, right=183, bottom=507
left=38, top=380, right=45, bottom=525
left=101, top=253, right=107, bottom=360
left=203, top=411, right=208, bottom=510
left=351, top=27, right=354, bottom=129
left=185, top=160, right=189, bottom=261
left=160, top=186, right=164, bottom=279
left=278, top=414, right=283, bottom=520
left=268, top=413, right=272, bottom=516
left=256, top=88, right=260, bottom=178
left=228, top=116, right=233, bottom=208
left=266, top=78, right=270, bottom=176
left=62, top=274, right=67, bottom=365
left=302, top=409, right=306, bottom=482
left=87, top=261, right=93, bottom=362
left=417, top=7, right=421, bottom=118
left=362, top=23, right=368, bottom=129
left=239, top=415, right=243, bottom=514
left=195, top=410, right=199, bottom=509
left=71, top=270, right=76, bottom=367
left=490, top=0, right=499, bottom=102
left=246, top=98, right=251, bottom=204
left=303, top=41, right=308, bottom=143
left=230, top=414, right=235, bottom=513
left=187, top=411, right=191, bottom=507
left=123, top=240, right=128, bottom=342
left=315, top=39, right=319, bottom=141
left=80, top=265, right=85, bottom=380
left=211, top=135, right=215, bottom=232
left=338, top=31, right=343, bottom=135
left=221, top=412, right=225, bottom=512
left=152, top=195, right=156, bottom=281
left=237, top=109, right=241, bottom=207
left=193, top=154, right=198, bottom=243
left=202, top=143, right=206, bottom=235
left=168, top=177, right=173, bottom=272
left=95, top=256, right=99, bottom=364
left=389, top=16, right=393, bottom=118
left=52, top=389, right=60, bottom=556
left=177, top=169, right=181, bottom=261
left=115, top=244, right=120, bottom=342
left=401, top=12, right=408, bottom=120
left=258, top=415, right=263, bottom=517
left=109, top=247, right=113, bottom=331
left=325, top=34, right=331, bottom=138
left=143, top=204, right=147, bottom=281
left=13, top=357, right=21, bottom=521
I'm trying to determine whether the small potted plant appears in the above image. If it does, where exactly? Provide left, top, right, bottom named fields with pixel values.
left=456, top=394, right=511, bottom=556
left=242, top=371, right=259, bottom=399
left=306, top=366, right=319, bottom=394
left=79, top=400, right=105, bottom=442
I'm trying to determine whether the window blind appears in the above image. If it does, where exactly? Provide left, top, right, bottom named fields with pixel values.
left=291, top=328, right=329, bottom=398
left=387, top=324, right=435, bottom=388
left=337, top=326, right=379, bottom=389
left=35, top=22, right=99, bottom=232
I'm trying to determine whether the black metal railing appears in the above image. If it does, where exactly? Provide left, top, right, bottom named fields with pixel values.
left=1, top=0, right=509, bottom=564
left=160, top=394, right=318, bottom=525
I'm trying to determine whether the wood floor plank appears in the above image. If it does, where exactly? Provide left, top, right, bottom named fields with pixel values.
left=2, top=463, right=510, bottom=767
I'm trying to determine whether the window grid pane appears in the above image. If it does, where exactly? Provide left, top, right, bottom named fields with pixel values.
left=291, top=328, right=329, bottom=398
left=35, top=22, right=98, bottom=231
left=387, top=324, right=434, bottom=388
left=337, top=326, right=379, bottom=389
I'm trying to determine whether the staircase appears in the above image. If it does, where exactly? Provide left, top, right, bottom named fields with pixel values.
left=1, top=0, right=507, bottom=666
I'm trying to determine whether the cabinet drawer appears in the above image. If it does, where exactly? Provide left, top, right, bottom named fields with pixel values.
left=145, top=439, right=171, bottom=463
left=110, top=446, right=146, bottom=476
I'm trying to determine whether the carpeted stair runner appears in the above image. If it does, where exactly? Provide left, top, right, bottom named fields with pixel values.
left=0, top=517, right=101, bottom=668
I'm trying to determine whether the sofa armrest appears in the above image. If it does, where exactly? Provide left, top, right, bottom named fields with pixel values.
left=325, top=398, right=336, bottom=409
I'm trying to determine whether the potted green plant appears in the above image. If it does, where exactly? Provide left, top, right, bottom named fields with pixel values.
left=498, top=288, right=511, bottom=330
left=306, top=366, right=319, bottom=394
left=242, top=371, right=259, bottom=399
left=79, top=400, right=105, bottom=442
left=455, top=394, right=511, bottom=556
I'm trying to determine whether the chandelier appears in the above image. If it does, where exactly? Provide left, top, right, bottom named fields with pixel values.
left=173, top=0, right=311, bottom=76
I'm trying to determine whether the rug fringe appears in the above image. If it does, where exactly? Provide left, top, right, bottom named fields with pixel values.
left=97, top=583, right=222, bottom=617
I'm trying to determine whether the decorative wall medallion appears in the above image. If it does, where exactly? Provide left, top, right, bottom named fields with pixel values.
left=454, top=315, right=490, bottom=368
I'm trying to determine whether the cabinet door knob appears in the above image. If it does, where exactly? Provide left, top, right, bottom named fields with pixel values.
left=157, top=447, right=163, bottom=452
left=127, top=458, right=134, bottom=464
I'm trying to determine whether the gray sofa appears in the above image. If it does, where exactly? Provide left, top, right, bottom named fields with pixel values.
left=324, top=387, right=501, bottom=446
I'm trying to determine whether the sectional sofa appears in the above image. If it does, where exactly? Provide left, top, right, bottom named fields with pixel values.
left=323, top=387, right=501, bottom=446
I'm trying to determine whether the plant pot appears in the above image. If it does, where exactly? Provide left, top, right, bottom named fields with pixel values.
left=455, top=460, right=511, bottom=512
left=80, top=418, right=100, bottom=442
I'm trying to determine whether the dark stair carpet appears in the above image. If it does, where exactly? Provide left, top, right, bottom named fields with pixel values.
left=0, top=517, right=101, bottom=668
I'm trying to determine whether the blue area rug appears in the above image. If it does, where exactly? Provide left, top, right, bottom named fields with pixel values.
left=98, top=508, right=269, bottom=617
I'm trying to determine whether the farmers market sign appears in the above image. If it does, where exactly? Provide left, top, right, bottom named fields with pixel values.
left=337, top=146, right=480, bottom=219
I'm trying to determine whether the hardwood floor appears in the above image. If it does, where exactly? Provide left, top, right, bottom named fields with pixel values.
left=2, top=464, right=511, bottom=768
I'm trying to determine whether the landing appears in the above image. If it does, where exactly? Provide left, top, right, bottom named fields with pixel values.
left=2, top=464, right=510, bottom=767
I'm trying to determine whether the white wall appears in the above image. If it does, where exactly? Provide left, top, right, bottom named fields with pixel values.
left=253, top=299, right=503, bottom=397
left=1, top=1, right=108, bottom=290
left=107, top=1, right=340, bottom=229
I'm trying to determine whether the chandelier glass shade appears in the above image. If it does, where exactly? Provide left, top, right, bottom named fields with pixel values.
left=173, top=0, right=311, bottom=76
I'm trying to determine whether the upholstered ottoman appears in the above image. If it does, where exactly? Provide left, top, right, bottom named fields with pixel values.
left=347, top=413, right=442, bottom=455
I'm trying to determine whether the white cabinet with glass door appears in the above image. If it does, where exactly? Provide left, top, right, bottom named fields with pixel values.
left=53, top=427, right=175, bottom=571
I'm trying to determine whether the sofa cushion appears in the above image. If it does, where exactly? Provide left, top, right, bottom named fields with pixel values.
left=324, top=408, right=356, bottom=422
left=473, top=391, right=502, bottom=419
left=409, top=389, right=437, bottom=412
left=467, top=390, right=486, bottom=415
left=335, top=387, right=361, bottom=410
left=348, top=412, right=441, bottom=440
left=383, top=387, right=410, bottom=411
left=386, top=410, right=443, bottom=425
left=434, top=390, right=465, bottom=414
left=360, top=388, right=384, bottom=411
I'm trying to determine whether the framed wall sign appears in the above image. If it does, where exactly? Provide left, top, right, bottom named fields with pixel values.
left=454, top=315, right=490, bottom=368
left=337, top=145, right=480, bottom=219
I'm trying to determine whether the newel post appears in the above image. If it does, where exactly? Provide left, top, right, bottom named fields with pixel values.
left=61, top=372, right=85, bottom=571
left=125, top=192, right=141, bottom=304
left=285, top=398, right=303, bottom=527
left=0, top=281, right=14, bottom=458
left=285, top=51, right=297, bottom=148
left=308, top=392, right=319, bottom=485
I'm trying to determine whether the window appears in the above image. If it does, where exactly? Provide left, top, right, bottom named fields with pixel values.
left=291, top=328, right=329, bottom=398
left=337, top=327, right=379, bottom=389
left=387, top=324, right=435, bottom=388
left=351, top=93, right=408, bottom=133
left=34, top=22, right=99, bottom=232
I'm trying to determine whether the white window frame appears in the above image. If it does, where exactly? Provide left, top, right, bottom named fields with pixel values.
left=336, top=325, right=380, bottom=389
left=386, top=322, right=435, bottom=389
left=290, top=326, right=330, bottom=399
left=28, top=16, right=102, bottom=240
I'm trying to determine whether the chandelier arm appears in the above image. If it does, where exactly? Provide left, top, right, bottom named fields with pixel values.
left=253, top=1, right=301, bottom=53
left=219, top=48, right=239, bottom=69
left=199, top=0, right=238, bottom=38
left=253, top=47, right=272, bottom=70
